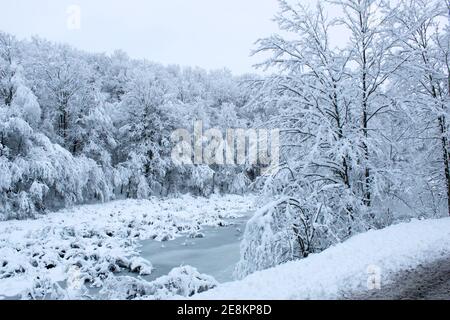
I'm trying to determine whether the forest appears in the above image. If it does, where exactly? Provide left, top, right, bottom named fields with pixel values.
left=0, top=0, right=449, bottom=299
left=0, top=31, right=261, bottom=219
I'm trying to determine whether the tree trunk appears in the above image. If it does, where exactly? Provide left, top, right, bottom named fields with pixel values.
left=5, top=87, right=13, bottom=106
left=361, top=70, right=371, bottom=207
left=439, top=115, right=450, bottom=216
left=425, top=66, right=450, bottom=216
left=359, top=10, right=371, bottom=208
left=0, top=132, right=4, bottom=157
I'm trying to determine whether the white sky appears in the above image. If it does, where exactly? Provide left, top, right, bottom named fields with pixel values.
left=0, top=0, right=324, bottom=74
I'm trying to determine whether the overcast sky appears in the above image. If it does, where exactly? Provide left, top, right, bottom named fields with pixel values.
left=0, top=0, right=325, bottom=74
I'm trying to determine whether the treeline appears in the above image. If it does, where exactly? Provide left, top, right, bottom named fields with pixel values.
left=0, top=33, right=258, bottom=219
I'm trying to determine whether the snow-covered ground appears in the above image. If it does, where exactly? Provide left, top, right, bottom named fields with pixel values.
left=196, top=218, right=450, bottom=300
left=3, top=194, right=450, bottom=300
left=0, top=195, right=256, bottom=300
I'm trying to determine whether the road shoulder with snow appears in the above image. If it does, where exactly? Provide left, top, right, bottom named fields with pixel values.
left=196, top=218, right=450, bottom=300
left=349, top=257, right=450, bottom=300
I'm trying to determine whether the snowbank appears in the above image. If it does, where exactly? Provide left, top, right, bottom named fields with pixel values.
left=0, top=194, right=255, bottom=299
left=196, top=218, right=450, bottom=300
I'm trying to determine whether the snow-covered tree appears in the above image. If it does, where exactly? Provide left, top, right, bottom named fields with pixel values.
left=250, top=0, right=373, bottom=237
left=0, top=32, right=19, bottom=107
left=115, top=65, right=176, bottom=197
left=237, top=0, right=413, bottom=275
left=389, top=0, right=450, bottom=216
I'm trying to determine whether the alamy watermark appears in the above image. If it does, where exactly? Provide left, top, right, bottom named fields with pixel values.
left=367, top=265, right=382, bottom=290
left=171, top=121, right=280, bottom=175
left=66, top=5, right=82, bottom=31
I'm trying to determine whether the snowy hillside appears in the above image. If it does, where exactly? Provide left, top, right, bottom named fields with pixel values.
left=197, top=218, right=450, bottom=300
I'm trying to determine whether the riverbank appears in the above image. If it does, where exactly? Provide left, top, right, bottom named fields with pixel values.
left=0, top=194, right=256, bottom=300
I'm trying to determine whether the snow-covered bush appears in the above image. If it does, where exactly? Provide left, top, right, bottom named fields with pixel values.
left=100, top=266, right=218, bottom=300
left=187, top=165, right=215, bottom=196
left=129, top=257, right=153, bottom=276
left=234, top=194, right=344, bottom=279
left=229, top=172, right=251, bottom=195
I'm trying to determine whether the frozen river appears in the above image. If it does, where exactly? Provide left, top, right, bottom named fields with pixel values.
left=139, top=211, right=253, bottom=283
left=0, top=196, right=257, bottom=300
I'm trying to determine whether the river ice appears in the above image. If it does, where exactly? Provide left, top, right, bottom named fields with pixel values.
left=139, top=212, right=252, bottom=283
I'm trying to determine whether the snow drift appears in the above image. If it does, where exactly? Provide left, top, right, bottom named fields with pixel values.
left=197, top=218, right=450, bottom=300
